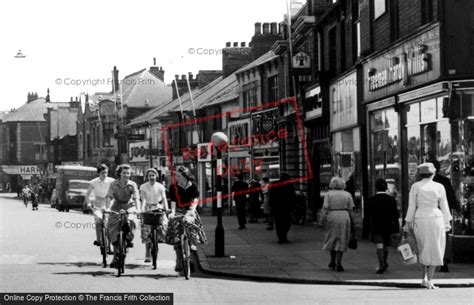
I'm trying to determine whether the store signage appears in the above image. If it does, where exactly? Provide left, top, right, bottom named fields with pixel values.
left=129, top=140, right=149, bottom=162
left=304, top=86, right=322, bottom=120
left=252, top=109, right=279, bottom=149
left=228, top=119, right=251, bottom=147
left=330, top=72, right=358, bottom=131
left=293, top=51, right=311, bottom=69
left=368, top=45, right=430, bottom=91
left=115, top=133, right=145, bottom=140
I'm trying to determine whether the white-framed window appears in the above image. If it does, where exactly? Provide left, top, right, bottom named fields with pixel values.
left=373, top=0, right=386, bottom=20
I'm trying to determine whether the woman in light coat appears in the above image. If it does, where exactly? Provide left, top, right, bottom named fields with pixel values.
left=320, top=177, right=355, bottom=272
left=405, top=163, right=452, bottom=289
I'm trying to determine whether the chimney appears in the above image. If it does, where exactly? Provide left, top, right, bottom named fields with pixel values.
left=188, top=72, right=193, bottom=80
left=181, top=74, right=186, bottom=80
left=46, top=88, right=50, bottom=103
left=149, top=63, right=165, bottom=82
left=197, top=70, right=222, bottom=89
left=241, top=42, right=246, bottom=47
left=222, top=39, right=252, bottom=78
left=254, top=22, right=262, bottom=35
left=262, top=23, right=270, bottom=35
left=112, top=66, right=120, bottom=93
left=250, top=21, right=281, bottom=60
left=271, top=22, right=278, bottom=35
left=27, top=92, right=38, bottom=103
left=226, top=42, right=232, bottom=47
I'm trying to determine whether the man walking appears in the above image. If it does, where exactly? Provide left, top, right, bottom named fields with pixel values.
left=269, top=173, right=296, bottom=243
left=231, top=173, right=249, bottom=230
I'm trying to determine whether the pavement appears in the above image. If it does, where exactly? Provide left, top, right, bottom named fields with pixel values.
left=195, top=214, right=474, bottom=288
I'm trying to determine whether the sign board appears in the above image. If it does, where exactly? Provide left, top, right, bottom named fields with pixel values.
left=228, top=118, right=251, bottom=148
left=293, top=51, right=311, bottom=69
left=197, top=143, right=212, bottom=162
left=115, top=133, right=145, bottom=140
left=330, top=71, right=358, bottom=131
left=304, top=86, right=323, bottom=120
left=129, top=140, right=149, bottom=162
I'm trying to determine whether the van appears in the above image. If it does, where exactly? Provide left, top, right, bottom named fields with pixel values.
left=55, top=165, right=97, bottom=212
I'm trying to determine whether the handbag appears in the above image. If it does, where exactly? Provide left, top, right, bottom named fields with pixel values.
left=348, top=235, right=358, bottom=249
left=397, top=229, right=418, bottom=265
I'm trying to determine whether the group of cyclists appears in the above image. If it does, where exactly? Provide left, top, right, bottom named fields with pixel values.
left=84, top=163, right=206, bottom=273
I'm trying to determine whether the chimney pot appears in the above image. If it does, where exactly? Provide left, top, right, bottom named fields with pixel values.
left=233, top=42, right=238, bottom=47
left=254, top=22, right=262, bottom=35
left=226, top=42, right=231, bottom=47
left=263, top=23, right=270, bottom=35
left=175, top=74, right=179, bottom=80
left=188, top=72, right=193, bottom=80
left=181, top=74, right=186, bottom=80
left=153, top=57, right=156, bottom=66
left=271, top=22, right=278, bottom=35
left=241, top=42, right=246, bottom=47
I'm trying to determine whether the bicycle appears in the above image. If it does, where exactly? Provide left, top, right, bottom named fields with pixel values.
left=92, top=204, right=112, bottom=268
left=141, top=208, right=166, bottom=270
left=104, top=209, right=135, bottom=277
left=173, top=213, right=199, bottom=280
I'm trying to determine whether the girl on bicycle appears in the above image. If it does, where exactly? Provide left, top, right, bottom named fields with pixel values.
left=168, top=166, right=206, bottom=272
left=139, top=168, right=169, bottom=263
left=105, top=164, right=140, bottom=269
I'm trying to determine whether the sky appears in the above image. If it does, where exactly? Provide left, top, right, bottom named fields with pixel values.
left=0, top=0, right=290, bottom=111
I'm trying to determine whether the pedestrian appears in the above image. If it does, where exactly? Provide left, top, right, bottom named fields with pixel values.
left=367, top=178, right=400, bottom=274
left=140, top=168, right=169, bottom=263
left=345, top=172, right=356, bottom=209
left=248, top=179, right=262, bottom=223
left=269, top=173, right=296, bottom=244
left=261, top=177, right=273, bottom=230
left=231, top=173, right=249, bottom=230
left=429, top=159, right=458, bottom=272
left=404, top=162, right=452, bottom=289
left=320, top=176, right=355, bottom=272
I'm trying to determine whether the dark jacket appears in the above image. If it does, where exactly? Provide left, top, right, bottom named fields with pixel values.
left=269, top=180, right=296, bottom=216
left=433, top=174, right=458, bottom=210
left=367, top=193, right=399, bottom=236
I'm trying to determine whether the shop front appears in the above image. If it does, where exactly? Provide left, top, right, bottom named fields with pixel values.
left=329, top=71, right=362, bottom=209
left=363, top=23, right=474, bottom=262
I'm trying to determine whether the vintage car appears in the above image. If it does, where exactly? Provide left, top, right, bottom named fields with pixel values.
left=64, top=180, right=90, bottom=213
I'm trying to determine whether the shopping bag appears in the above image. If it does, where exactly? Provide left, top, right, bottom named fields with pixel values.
left=397, top=230, right=418, bottom=265
left=348, top=235, right=358, bottom=250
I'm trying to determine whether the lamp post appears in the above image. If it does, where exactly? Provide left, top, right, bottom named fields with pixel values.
left=211, top=132, right=228, bottom=257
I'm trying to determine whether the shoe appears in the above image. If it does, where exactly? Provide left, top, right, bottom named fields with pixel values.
left=93, top=240, right=101, bottom=247
left=110, top=261, right=118, bottom=269
left=376, top=268, right=385, bottom=274
left=328, top=262, right=336, bottom=270
left=440, top=265, right=449, bottom=272
left=421, top=279, right=429, bottom=288
left=144, top=258, right=151, bottom=263
left=427, top=281, right=439, bottom=289
left=336, top=265, right=344, bottom=272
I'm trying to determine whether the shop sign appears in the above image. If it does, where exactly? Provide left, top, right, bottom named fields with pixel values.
left=228, top=119, right=251, bottom=148
left=330, top=72, right=358, bottom=131
left=304, top=86, right=322, bottom=120
left=251, top=108, right=279, bottom=149
left=368, top=45, right=430, bottom=91
left=364, top=25, right=440, bottom=101
left=293, top=51, right=311, bottom=69
left=197, top=143, right=212, bottom=162
left=129, top=140, right=149, bottom=162
left=19, top=166, right=41, bottom=175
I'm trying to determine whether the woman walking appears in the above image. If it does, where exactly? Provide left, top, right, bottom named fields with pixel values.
left=320, top=177, right=355, bottom=272
left=405, top=162, right=452, bottom=289
left=367, top=178, right=400, bottom=274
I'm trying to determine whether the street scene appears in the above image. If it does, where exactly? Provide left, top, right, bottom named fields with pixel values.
left=1, top=0, right=474, bottom=304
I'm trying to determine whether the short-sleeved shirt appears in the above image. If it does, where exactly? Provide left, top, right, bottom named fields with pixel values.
left=169, top=182, right=199, bottom=212
left=140, top=182, right=166, bottom=205
left=88, top=177, right=115, bottom=201
left=106, top=179, right=139, bottom=212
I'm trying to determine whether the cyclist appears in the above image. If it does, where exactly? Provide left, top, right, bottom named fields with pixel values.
left=168, top=166, right=206, bottom=272
left=105, top=164, right=139, bottom=269
left=139, top=168, right=169, bottom=263
left=84, top=164, right=115, bottom=247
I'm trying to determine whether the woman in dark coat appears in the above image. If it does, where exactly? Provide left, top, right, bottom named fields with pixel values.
left=367, top=178, right=400, bottom=274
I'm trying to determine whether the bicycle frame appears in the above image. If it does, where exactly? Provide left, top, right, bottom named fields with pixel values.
left=142, top=208, right=166, bottom=270
left=173, top=213, right=199, bottom=280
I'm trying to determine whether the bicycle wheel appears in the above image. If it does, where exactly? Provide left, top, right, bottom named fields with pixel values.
left=181, top=233, right=191, bottom=280
left=117, top=232, right=123, bottom=277
left=151, top=229, right=158, bottom=270
left=101, top=227, right=107, bottom=268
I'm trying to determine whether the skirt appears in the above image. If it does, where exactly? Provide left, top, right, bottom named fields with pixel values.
left=413, top=215, right=445, bottom=266
left=107, top=213, right=137, bottom=244
left=141, top=205, right=168, bottom=244
left=166, top=210, right=207, bottom=246
left=322, top=211, right=351, bottom=252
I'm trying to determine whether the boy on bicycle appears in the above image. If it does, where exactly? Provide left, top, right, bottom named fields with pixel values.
left=84, top=164, right=115, bottom=247
left=106, top=164, right=139, bottom=268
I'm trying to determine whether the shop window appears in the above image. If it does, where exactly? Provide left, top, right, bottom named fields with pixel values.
left=103, top=122, right=114, bottom=147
